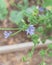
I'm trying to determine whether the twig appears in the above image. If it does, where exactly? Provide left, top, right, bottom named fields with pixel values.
left=0, top=40, right=51, bottom=54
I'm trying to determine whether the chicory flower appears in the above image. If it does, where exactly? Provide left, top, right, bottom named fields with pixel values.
left=3, top=31, right=12, bottom=38
left=26, top=25, right=35, bottom=35
left=36, top=6, right=44, bottom=12
left=39, top=7, right=44, bottom=12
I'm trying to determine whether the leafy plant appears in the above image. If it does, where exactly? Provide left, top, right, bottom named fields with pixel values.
left=9, top=0, right=37, bottom=36
left=22, top=56, right=27, bottom=62
left=39, top=62, right=47, bottom=65
left=0, top=0, right=52, bottom=64
left=47, top=44, right=52, bottom=57
left=9, top=0, right=37, bottom=25
left=10, top=10, right=24, bottom=25
left=43, top=0, right=52, bottom=7
left=40, top=49, right=46, bottom=57
left=37, top=0, right=52, bottom=7
left=39, top=43, right=52, bottom=65
left=0, top=0, right=8, bottom=20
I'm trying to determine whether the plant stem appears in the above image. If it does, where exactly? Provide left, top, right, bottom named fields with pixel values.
left=10, top=29, right=22, bottom=36
left=0, top=28, right=18, bottom=30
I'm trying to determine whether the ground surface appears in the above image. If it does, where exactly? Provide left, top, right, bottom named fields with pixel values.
left=0, top=0, right=52, bottom=65
left=0, top=47, right=52, bottom=65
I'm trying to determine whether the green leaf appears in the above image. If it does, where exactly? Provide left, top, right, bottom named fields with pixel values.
left=48, top=44, right=52, bottom=49
left=32, top=34, right=39, bottom=40
left=48, top=36, right=52, bottom=40
left=31, top=34, right=39, bottom=45
left=28, top=47, right=35, bottom=57
left=0, top=0, right=8, bottom=20
left=0, top=0, right=7, bottom=8
left=28, top=52, right=33, bottom=58
left=48, top=50, right=52, bottom=57
left=18, top=20, right=28, bottom=31
left=22, top=56, right=27, bottom=62
left=37, top=26, right=44, bottom=34
left=17, top=4, right=23, bottom=10
left=43, top=0, right=52, bottom=7
left=10, top=10, right=24, bottom=25
left=25, top=6, right=37, bottom=16
left=39, top=49, right=46, bottom=57
left=41, top=39, right=46, bottom=44
left=27, top=8, right=39, bottom=25
left=17, top=0, right=29, bottom=10
left=23, top=0, right=29, bottom=9
left=39, top=62, right=47, bottom=65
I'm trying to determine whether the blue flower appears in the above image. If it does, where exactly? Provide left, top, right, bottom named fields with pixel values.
left=36, top=6, right=44, bottom=12
left=26, top=25, right=35, bottom=35
left=3, top=31, right=12, bottom=38
left=39, top=7, right=44, bottom=12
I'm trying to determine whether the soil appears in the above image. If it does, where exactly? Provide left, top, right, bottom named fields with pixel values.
left=0, top=47, right=52, bottom=65
left=0, top=0, right=52, bottom=65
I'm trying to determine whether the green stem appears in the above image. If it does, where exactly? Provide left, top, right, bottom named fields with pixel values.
left=10, top=29, right=22, bottom=36
left=28, top=46, right=35, bottom=58
left=0, top=28, right=18, bottom=30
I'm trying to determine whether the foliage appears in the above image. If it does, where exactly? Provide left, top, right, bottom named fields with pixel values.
left=22, top=56, right=27, bottom=62
left=10, top=10, right=24, bottom=25
left=40, top=62, right=52, bottom=65
left=10, top=6, right=36, bottom=25
left=0, top=0, right=52, bottom=65
left=9, top=0, right=36, bottom=34
left=43, top=0, right=52, bottom=7
left=39, top=49, right=46, bottom=57
left=37, top=0, right=52, bottom=7
left=31, top=34, right=39, bottom=45
left=0, top=0, right=8, bottom=20
left=47, top=44, right=52, bottom=57
left=39, top=62, right=47, bottom=65
left=39, top=43, right=52, bottom=65
left=48, top=44, right=52, bottom=49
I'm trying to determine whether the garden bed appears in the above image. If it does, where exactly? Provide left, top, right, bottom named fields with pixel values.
left=0, top=44, right=52, bottom=65
left=0, top=0, right=52, bottom=65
